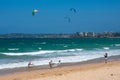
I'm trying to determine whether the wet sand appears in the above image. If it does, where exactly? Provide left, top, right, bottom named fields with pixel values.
left=0, top=58, right=120, bottom=80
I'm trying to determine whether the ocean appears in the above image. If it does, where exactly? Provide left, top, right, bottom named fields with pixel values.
left=0, top=38, right=120, bottom=69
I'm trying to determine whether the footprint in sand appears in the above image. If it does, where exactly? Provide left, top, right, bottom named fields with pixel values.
left=110, top=74, right=114, bottom=76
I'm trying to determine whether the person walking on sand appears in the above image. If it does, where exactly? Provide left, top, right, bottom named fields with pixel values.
left=104, top=53, right=108, bottom=63
left=49, top=60, right=53, bottom=68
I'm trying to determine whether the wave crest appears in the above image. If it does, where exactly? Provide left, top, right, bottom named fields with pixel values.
left=8, top=48, right=19, bottom=51
left=2, top=48, right=83, bottom=56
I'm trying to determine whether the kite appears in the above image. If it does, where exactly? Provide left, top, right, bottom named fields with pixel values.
left=32, top=9, right=39, bottom=16
left=70, top=8, right=77, bottom=13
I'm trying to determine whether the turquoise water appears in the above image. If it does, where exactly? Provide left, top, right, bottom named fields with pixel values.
left=0, top=38, right=120, bottom=69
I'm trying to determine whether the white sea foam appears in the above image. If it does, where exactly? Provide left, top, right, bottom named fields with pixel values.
left=2, top=50, right=55, bottom=56
left=103, top=47, right=109, bottom=50
left=63, top=45, right=68, bottom=47
left=75, top=48, right=83, bottom=51
left=38, top=47, right=42, bottom=50
left=1, top=49, right=83, bottom=56
left=8, top=48, right=19, bottom=51
left=115, top=44, right=120, bottom=46
left=0, top=49, right=120, bottom=70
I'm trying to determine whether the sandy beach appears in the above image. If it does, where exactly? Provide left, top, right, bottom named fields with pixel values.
left=0, top=59, right=120, bottom=80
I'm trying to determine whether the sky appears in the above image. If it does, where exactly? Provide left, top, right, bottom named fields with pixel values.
left=0, top=0, right=120, bottom=34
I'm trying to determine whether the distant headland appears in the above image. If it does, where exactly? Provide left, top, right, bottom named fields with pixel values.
left=0, top=32, right=120, bottom=38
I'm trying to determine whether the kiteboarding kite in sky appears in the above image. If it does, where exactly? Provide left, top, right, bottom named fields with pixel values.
left=70, top=8, right=77, bottom=13
left=32, top=9, right=39, bottom=16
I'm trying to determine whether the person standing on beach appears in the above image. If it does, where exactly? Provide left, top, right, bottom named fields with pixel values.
left=49, top=60, right=53, bottom=68
left=104, top=53, right=108, bottom=63
left=58, top=60, right=61, bottom=65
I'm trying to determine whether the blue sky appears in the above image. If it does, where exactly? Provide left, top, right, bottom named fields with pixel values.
left=0, top=0, right=120, bottom=34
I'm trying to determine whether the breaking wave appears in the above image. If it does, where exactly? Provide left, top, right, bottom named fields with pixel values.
left=1, top=48, right=84, bottom=56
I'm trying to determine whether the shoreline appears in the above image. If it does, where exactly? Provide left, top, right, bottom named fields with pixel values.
left=0, top=56, right=120, bottom=80
left=0, top=55, right=120, bottom=76
left=0, top=57, right=120, bottom=80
